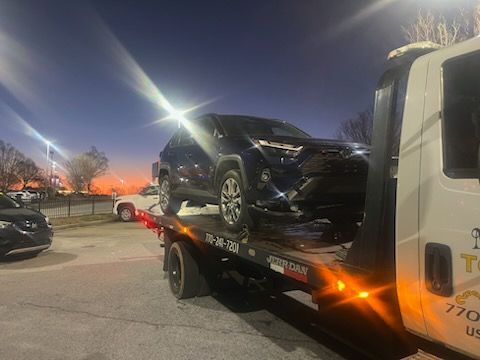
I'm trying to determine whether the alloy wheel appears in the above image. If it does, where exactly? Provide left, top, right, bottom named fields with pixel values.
left=220, top=177, right=242, bottom=224
left=160, top=178, right=170, bottom=210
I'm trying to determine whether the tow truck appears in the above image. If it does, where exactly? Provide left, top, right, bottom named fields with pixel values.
left=140, top=38, right=480, bottom=359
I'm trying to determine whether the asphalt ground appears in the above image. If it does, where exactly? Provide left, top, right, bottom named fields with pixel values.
left=0, top=222, right=368, bottom=360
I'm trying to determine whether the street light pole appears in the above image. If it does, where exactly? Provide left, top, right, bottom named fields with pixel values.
left=45, top=141, right=51, bottom=190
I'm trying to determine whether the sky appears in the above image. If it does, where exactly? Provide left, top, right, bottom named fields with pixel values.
left=0, top=0, right=471, bottom=193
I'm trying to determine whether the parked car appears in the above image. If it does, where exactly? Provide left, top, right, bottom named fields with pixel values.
left=0, top=192, right=53, bottom=258
left=113, top=185, right=160, bottom=222
left=7, top=190, right=35, bottom=203
left=26, top=190, right=40, bottom=201
left=159, top=114, right=370, bottom=231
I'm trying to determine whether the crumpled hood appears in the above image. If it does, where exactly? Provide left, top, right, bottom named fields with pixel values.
left=0, top=207, right=47, bottom=223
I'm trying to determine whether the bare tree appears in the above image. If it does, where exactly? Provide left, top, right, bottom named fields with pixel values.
left=64, top=157, right=86, bottom=193
left=17, top=158, right=44, bottom=189
left=403, top=7, right=480, bottom=46
left=335, top=110, right=373, bottom=145
left=64, top=147, right=109, bottom=194
left=82, top=147, right=109, bottom=193
left=0, top=140, right=25, bottom=191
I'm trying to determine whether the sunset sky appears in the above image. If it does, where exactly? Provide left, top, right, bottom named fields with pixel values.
left=0, top=0, right=467, bottom=194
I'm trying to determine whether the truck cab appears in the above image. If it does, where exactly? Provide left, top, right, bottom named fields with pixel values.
left=347, top=38, right=480, bottom=358
left=393, top=39, right=480, bottom=357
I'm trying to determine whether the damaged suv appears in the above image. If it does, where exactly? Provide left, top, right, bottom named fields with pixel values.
left=159, top=114, right=369, bottom=231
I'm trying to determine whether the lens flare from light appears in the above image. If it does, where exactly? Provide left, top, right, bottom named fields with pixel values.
left=0, top=102, right=69, bottom=160
left=326, top=0, right=398, bottom=39
left=88, top=11, right=220, bottom=161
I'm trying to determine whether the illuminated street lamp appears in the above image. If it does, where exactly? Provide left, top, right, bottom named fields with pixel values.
left=45, top=140, right=51, bottom=189
left=45, top=140, right=51, bottom=170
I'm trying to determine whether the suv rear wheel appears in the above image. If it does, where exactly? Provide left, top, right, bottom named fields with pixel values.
left=218, top=170, right=255, bottom=232
left=160, top=175, right=182, bottom=215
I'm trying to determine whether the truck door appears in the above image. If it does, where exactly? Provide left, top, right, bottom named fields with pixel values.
left=419, top=39, right=480, bottom=357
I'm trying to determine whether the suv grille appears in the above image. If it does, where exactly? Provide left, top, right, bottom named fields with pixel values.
left=301, top=151, right=368, bottom=176
left=15, top=219, right=49, bottom=232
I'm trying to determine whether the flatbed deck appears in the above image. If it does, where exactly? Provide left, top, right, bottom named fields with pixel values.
left=141, top=205, right=362, bottom=289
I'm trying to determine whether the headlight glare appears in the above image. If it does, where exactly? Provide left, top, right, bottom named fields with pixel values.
left=0, top=220, right=12, bottom=229
left=255, top=139, right=303, bottom=152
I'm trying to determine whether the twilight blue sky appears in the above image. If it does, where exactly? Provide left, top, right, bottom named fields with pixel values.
left=0, top=0, right=470, bottom=189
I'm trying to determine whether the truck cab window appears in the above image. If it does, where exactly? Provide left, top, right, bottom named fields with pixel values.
left=442, top=51, right=480, bottom=178
left=390, top=74, right=408, bottom=179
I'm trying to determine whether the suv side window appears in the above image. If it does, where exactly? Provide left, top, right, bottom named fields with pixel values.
left=197, top=117, right=218, bottom=137
left=178, top=127, right=194, bottom=146
left=442, top=51, right=480, bottom=178
left=169, top=130, right=181, bottom=147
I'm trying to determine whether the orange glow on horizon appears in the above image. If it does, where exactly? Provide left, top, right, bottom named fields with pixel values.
left=77, top=172, right=153, bottom=196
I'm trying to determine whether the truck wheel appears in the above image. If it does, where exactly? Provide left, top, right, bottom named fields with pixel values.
left=168, top=241, right=201, bottom=299
left=119, top=205, right=135, bottom=222
left=218, top=170, right=255, bottom=232
left=159, top=175, right=182, bottom=215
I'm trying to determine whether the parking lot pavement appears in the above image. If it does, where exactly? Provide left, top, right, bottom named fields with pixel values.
left=0, top=222, right=347, bottom=360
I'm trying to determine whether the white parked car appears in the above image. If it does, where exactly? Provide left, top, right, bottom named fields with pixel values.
left=7, top=190, right=35, bottom=203
left=113, top=185, right=160, bottom=222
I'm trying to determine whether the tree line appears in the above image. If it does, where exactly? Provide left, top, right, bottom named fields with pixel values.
left=0, top=140, right=109, bottom=194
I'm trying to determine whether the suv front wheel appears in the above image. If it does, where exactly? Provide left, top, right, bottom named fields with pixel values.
left=218, top=170, right=255, bottom=232
left=160, top=175, right=182, bottom=215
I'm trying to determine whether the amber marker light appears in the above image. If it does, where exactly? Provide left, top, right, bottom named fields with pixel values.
left=358, top=291, right=369, bottom=299
left=337, top=280, right=346, bottom=292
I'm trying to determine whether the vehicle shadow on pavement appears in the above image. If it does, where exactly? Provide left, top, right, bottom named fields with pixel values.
left=189, top=276, right=414, bottom=360
left=0, top=251, right=77, bottom=268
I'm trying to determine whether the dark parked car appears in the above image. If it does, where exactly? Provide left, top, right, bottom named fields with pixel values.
left=159, top=114, right=369, bottom=231
left=0, top=193, right=53, bottom=258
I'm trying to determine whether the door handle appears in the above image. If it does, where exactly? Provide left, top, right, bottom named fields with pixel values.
left=425, top=243, right=453, bottom=297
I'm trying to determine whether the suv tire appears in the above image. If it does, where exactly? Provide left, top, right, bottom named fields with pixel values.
left=218, top=170, right=255, bottom=232
left=159, top=175, right=182, bottom=215
left=119, top=205, right=135, bottom=222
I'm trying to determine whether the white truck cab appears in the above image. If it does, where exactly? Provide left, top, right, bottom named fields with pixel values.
left=394, top=38, right=480, bottom=358
left=113, top=185, right=160, bottom=222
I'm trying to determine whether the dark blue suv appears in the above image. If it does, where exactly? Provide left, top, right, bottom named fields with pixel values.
left=159, top=114, right=369, bottom=231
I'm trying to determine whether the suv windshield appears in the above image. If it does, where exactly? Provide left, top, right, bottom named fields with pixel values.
left=0, top=193, right=21, bottom=209
left=221, top=116, right=310, bottom=138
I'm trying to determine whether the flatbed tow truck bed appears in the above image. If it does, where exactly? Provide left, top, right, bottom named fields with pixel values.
left=140, top=205, right=360, bottom=292
left=139, top=206, right=425, bottom=359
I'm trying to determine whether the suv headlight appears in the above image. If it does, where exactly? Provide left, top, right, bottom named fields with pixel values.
left=0, top=220, right=12, bottom=229
left=254, top=139, right=303, bottom=156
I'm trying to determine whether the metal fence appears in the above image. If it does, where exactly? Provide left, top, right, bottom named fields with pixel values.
left=26, top=197, right=114, bottom=219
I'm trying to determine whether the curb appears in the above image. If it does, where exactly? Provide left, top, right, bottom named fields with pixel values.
left=53, top=218, right=118, bottom=231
